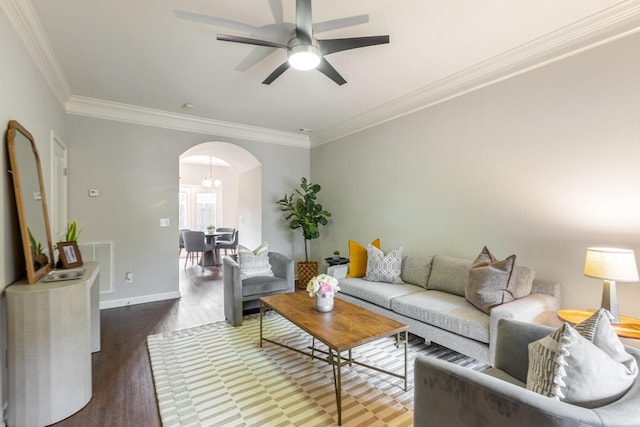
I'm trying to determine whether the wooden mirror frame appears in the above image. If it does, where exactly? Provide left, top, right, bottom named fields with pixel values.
left=7, top=120, right=55, bottom=283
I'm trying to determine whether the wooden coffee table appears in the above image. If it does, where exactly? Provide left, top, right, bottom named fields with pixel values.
left=260, top=292, right=408, bottom=426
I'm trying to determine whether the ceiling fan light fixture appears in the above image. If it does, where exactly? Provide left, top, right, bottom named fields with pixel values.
left=288, top=44, right=321, bottom=70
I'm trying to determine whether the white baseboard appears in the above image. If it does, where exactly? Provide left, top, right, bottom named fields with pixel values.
left=99, top=291, right=181, bottom=310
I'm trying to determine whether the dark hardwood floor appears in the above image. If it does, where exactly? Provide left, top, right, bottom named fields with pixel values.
left=52, top=259, right=226, bottom=427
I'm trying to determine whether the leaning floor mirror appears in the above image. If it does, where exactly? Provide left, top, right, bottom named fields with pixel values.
left=7, top=120, right=55, bottom=283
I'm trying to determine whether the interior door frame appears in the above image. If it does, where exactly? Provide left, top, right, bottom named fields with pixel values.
left=50, top=130, right=68, bottom=243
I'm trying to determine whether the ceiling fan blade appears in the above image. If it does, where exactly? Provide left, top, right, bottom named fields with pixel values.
left=217, top=34, right=287, bottom=49
left=313, top=15, right=369, bottom=34
left=318, top=35, right=390, bottom=55
left=269, top=0, right=284, bottom=24
left=296, top=0, right=313, bottom=43
left=174, top=10, right=257, bottom=34
left=262, top=62, right=291, bottom=85
left=317, top=58, right=347, bottom=86
left=234, top=48, right=280, bottom=72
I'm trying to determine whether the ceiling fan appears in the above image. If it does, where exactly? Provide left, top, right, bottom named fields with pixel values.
left=215, top=0, right=390, bottom=85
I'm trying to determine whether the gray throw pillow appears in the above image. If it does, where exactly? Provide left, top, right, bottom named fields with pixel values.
left=365, top=244, right=403, bottom=284
left=465, top=246, right=517, bottom=313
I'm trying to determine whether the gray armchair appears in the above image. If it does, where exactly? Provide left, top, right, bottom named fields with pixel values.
left=413, top=319, right=640, bottom=426
left=223, top=252, right=294, bottom=326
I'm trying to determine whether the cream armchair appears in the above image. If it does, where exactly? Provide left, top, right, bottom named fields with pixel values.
left=413, top=319, right=640, bottom=426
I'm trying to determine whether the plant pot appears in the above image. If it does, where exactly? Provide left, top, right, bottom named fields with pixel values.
left=33, top=254, right=48, bottom=269
left=297, top=261, right=318, bottom=290
left=315, top=293, right=334, bottom=312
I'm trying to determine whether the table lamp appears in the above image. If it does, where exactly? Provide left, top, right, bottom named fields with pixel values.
left=584, top=247, right=639, bottom=324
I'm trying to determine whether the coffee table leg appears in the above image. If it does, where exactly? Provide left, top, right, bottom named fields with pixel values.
left=336, top=349, right=343, bottom=426
left=403, top=331, right=408, bottom=391
left=259, top=302, right=264, bottom=348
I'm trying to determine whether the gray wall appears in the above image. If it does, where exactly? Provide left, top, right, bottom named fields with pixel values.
left=64, top=115, right=309, bottom=307
left=1, top=7, right=66, bottom=424
left=311, top=32, right=640, bottom=317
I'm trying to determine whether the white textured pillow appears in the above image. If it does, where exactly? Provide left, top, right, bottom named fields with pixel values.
left=365, top=245, right=403, bottom=284
left=527, top=310, right=638, bottom=408
left=238, top=243, right=273, bottom=279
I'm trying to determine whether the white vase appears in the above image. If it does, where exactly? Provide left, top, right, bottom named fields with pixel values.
left=315, top=294, right=334, bottom=312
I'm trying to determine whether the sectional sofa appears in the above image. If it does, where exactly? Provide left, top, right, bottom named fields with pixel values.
left=329, top=254, right=561, bottom=364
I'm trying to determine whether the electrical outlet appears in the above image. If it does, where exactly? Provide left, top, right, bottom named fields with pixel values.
left=160, top=218, right=170, bottom=227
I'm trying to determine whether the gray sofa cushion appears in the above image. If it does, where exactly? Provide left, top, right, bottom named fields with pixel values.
left=427, top=255, right=471, bottom=296
left=514, top=265, right=535, bottom=298
left=242, top=276, right=290, bottom=297
left=338, top=278, right=424, bottom=310
left=391, top=290, right=490, bottom=343
left=401, top=255, right=433, bottom=288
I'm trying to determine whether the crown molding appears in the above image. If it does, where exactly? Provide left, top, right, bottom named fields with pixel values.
left=65, top=96, right=311, bottom=148
left=3, top=0, right=308, bottom=148
left=310, top=1, right=640, bottom=147
left=1, top=0, right=71, bottom=106
left=5, top=0, right=639, bottom=149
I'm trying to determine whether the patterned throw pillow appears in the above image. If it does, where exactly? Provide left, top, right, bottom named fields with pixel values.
left=365, top=244, right=403, bottom=284
left=238, top=243, right=274, bottom=279
left=346, top=238, right=380, bottom=278
left=526, top=309, right=638, bottom=408
left=465, top=246, right=517, bottom=313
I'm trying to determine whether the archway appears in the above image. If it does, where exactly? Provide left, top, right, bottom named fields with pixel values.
left=179, top=142, right=262, bottom=252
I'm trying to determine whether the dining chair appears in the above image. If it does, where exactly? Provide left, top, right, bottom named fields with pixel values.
left=183, top=231, right=215, bottom=271
left=178, top=228, right=190, bottom=257
left=216, top=229, right=238, bottom=257
left=214, top=227, right=235, bottom=243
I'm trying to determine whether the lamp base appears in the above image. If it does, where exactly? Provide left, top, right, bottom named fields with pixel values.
left=602, top=280, right=621, bottom=324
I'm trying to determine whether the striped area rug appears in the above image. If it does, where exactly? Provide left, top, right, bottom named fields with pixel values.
left=147, top=313, right=488, bottom=426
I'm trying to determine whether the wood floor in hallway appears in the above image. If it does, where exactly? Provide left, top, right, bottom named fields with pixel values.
left=52, top=260, right=226, bottom=427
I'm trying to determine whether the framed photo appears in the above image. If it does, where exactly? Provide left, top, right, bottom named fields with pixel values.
left=58, top=241, right=84, bottom=268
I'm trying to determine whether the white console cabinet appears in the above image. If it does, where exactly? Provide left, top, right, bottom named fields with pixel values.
left=6, top=262, right=100, bottom=427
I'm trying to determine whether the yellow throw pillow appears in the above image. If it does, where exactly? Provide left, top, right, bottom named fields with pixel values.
left=347, top=238, right=380, bottom=278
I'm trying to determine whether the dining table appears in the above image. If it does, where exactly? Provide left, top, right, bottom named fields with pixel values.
left=203, top=231, right=233, bottom=266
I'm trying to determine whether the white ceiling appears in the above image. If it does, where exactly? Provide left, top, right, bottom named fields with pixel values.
left=7, top=0, right=640, bottom=146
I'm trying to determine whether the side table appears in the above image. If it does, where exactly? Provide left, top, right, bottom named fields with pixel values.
left=557, top=309, right=640, bottom=339
left=324, top=256, right=349, bottom=266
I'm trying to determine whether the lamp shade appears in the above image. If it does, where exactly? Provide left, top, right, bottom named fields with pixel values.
left=584, top=247, right=639, bottom=282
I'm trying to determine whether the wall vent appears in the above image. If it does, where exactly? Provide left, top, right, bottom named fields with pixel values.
left=77, top=241, right=114, bottom=294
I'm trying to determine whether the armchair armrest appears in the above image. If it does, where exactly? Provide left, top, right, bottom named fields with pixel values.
left=268, top=252, right=294, bottom=292
left=223, top=255, right=243, bottom=326
left=413, top=355, right=601, bottom=427
left=489, top=293, right=559, bottom=363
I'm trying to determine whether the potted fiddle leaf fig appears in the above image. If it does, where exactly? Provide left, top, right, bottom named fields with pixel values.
left=277, top=177, right=332, bottom=288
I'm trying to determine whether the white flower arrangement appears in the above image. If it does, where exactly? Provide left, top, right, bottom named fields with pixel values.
left=306, top=274, right=340, bottom=298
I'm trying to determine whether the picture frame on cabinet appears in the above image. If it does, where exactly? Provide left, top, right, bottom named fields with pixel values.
left=57, top=241, right=84, bottom=268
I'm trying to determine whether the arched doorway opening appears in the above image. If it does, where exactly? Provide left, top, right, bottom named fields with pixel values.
left=179, top=142, right=262, bottom=263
